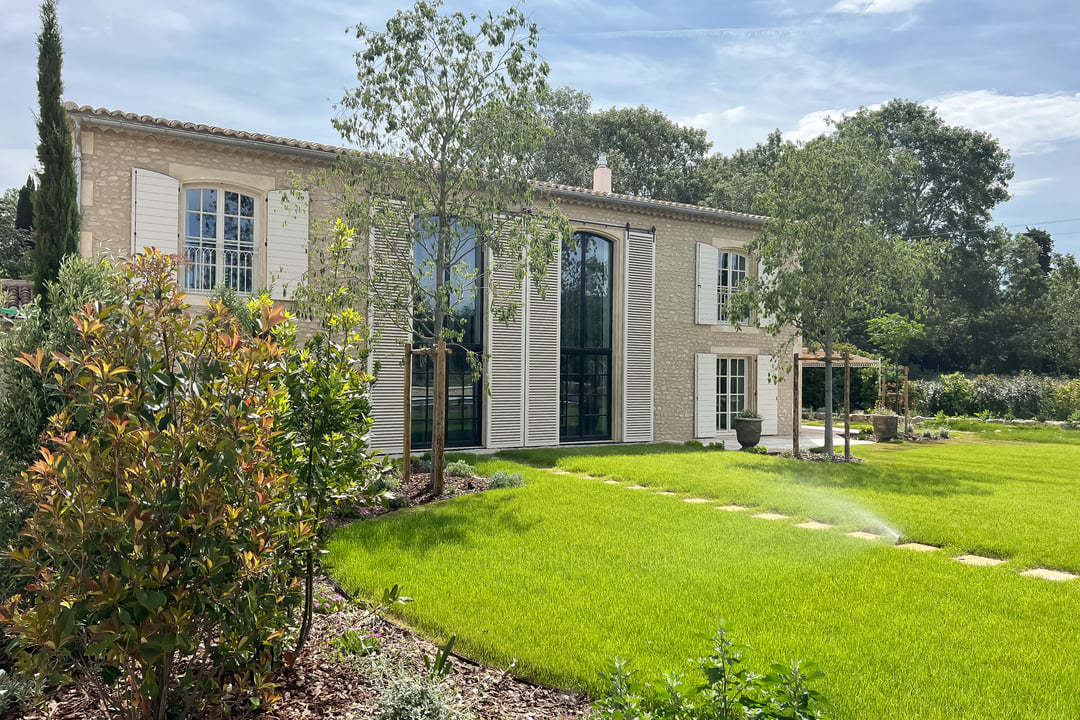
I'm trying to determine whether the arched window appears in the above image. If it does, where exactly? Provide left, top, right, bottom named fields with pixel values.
left=560, top=231, right=613, bottom=441
left=183, top=188, right=257, bottom=293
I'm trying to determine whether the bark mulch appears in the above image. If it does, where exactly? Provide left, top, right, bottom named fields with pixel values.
left=10, top=471, right=592, bottom=719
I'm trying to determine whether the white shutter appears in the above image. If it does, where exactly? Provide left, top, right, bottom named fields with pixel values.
left=485, top=247, right=525, bottom=448
left=696, top=242, right=718, bottom=325
left=757, top=354, right=779, bottom=435
left=695, top=352, right=717, bottom=438
left=368, top=219, right=412, bottom=454
left=623, top=228, right=655, bottom=442
left=524, top=250, right=561, bottom=446
left=757, top=261, right=777, bottom=330
left=266, top=190, right=308, bottom=300
left=131, top=168, right=178, bottom=256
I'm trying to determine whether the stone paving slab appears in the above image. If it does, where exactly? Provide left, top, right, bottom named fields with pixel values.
left=716, top=505, right=747, bottom=512
left=956, top=554, right=1005, bottom=567
left=683, top=497, right=711, bottom=504
left=550, top=469, right=572, bottom=475
left=655, top=491, right=676, bottom=496
left=626, top=485, right=647, bottom=490
left=846, top=531, right=885, bottom=541
left=1020, top=568, right=1078, bottom=581
left=603, top=480, right=621, bottom=485
left=753, top=513, right=790, bottom=521
left=897, top=542, right=939, bottom=552
left=795, top=521, right=834, bottom=530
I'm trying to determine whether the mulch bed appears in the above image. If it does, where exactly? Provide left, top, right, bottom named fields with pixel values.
left=9, top=470, right=591, bottom=720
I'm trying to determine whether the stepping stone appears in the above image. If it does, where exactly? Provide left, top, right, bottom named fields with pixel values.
left=753, top=513, right=790, bottom=521
left=956, top=554, right=1005, bottom=567
left=847, top=531, right=884, bottom=541
left=551, top=469, right=572, bottom=475
left=683, top=497, right=711, bottom=504
left=626, top=485, right=647, bottom=490
left=655, top=491, right=676, bottom=496
left=897, top=542, right=939, bottom=552
left=603, top=480, right=621, bottom=485
left=795, top=521, right=833, bottom=531
left=1020, top=568, right=1078, bottom=582
left=716, top=505, right=746, bottom=512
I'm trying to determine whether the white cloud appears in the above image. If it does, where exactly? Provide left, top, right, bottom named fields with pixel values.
left=719, top=106, right=748, bottom=124
left=927, top=90, right=1080, bottom=155
left=784, top=108, right=844, bottom=142
left=829, top=0, right=931, bottom=13
left=1009, top=176, right=1055, bottom=198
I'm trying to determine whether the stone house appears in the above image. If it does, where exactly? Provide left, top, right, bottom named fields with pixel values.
left=66, top=103, right=794, bottom=454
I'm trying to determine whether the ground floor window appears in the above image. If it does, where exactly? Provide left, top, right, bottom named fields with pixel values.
left=410, top=349, right=483, bottom=449
left=559, top=351, right=611, bottom=441
left=716, top=357, right=748, bottom=430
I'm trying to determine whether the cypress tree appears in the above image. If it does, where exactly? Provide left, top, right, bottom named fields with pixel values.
left=32, top=0, right=80, bottom=302
left=15, top=176, right=35, bottom=231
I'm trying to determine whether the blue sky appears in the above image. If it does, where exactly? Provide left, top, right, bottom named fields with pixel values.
left=2, top=0, right=1080, bottom=254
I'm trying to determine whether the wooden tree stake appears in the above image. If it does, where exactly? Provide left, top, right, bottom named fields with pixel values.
left=402, top=343, right=412, bottom=486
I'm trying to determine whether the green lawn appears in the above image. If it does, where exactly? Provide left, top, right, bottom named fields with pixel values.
left=328, top=431, right=1080, bottom=719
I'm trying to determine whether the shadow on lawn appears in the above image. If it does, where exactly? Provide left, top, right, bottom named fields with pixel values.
left=496, top=443, right=696, bottom=468
left=337, top=492, right=538, bottom=556
left=744, top=456, right=995, bottom=498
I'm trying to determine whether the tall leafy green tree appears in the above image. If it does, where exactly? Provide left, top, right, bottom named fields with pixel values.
left=31, top=0, right=80, bottom=302
left=0, top=189, right=34, bottom=279
left=699, top=129, right=789, bottom=214
left=835, top=99, right=1014, bottom=372
left=527, top=85, right=595, bottom=189
left=733, top=132, right=924, bottom=455
left=331, top=0, right=571, bottom=492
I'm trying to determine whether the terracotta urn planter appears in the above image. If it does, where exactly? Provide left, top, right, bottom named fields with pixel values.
left=733, top=416, right=763, bottom=449
left=871, top=414, right=899, bottom=442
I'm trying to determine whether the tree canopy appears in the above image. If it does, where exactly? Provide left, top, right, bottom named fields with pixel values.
left=329, top=0, right=571, bottom=490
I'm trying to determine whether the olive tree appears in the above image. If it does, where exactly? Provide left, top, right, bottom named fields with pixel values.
left=330, top=0, right=571, bottom=491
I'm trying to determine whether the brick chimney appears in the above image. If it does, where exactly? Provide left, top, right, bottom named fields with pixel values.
left=592, top=153, right=612, bottom=194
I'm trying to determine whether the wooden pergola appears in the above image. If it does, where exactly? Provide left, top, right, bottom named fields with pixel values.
left=791, top=349, right=882, bottom=458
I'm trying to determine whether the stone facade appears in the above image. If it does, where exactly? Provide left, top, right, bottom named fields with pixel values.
left=71, top=105, right=795, bottom=448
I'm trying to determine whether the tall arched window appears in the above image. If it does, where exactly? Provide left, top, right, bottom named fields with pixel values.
left=560, top=231, right=613, bottom=441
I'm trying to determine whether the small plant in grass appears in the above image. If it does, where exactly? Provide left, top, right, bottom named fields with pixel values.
left=487, top=471, right=525, bottom=489
left=707, top=441, right=726, bottom=451
left=330, top=627, right=382, bottom=659
left=684, top=439, right=704, bottom=448
left=743, top=445, right=769, bottom=455
left=592, top=624, right=830, bottom=720
left=412, top=453, right=433, bottom=473
left=445, top=460, right=474, bottom=478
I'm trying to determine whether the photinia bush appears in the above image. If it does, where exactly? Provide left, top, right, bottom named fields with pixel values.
left=1, top=251, right=314, bottom=718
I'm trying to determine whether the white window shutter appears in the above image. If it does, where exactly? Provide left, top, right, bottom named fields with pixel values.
left=623, top=228, right=655, bottom=442
left=524, top=249, right=561, bottom=446
left=367, top=217, right=412, bottom=455
left=696, top=242, right=718, bottom=325
left=695, top=352, right=717, bottom=438
left=757, top=354, right=779, bottom=435
left=131, top=168, right=178, bottom=256
left=486, top=247, right=525, bottom=448
left=266, top=190, right=308, bottom=300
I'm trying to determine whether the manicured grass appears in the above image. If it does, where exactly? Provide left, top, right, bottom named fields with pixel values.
left=328, top=437, right=1080, bottom=719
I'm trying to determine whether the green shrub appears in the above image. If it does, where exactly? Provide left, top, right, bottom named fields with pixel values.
left=684, top=439, right=704, bottom=448
left=377, top=673, right=467, bottom=720
left=592, top=624, right=830, bottom=720
left=742, top=445, right=768, bottom=455
left=330, top=627, right=381, bottom=660
left=1, top=252, right=312, bottom=717
left=0, top=668, right=42, bottom=714
left=445, top=460, right=474, bottom=478
left=914, top=372, right=1080, bottom=421
left=487, top=471, right=525, bottom=489
left=0, top=257, right=119, bottom=601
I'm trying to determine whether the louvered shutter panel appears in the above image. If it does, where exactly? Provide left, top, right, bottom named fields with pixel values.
left=266, top=190, right=308, bottom=300
left=485, top=247, right=525, bottom=448
left=757, top=354, right=779, bottom=435
left=524, top=250, right=561, bottom=446
left=623, top=228, right=655, bottom=442
left=757, top=260, right=777, bottom=330
left=131, top=168, right=178, bottom=256
left=695, top=353, right=717, bottom=438
left=368, top=218, right=412, bottom=454
left=696, top=242, right=718, bottom=325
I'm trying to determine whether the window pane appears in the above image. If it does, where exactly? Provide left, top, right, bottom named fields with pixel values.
left=224, top=216, right=238, bottom=241
left=202, top=189, right=217, bottom=213
left=201, top=215, right=216, bottom=239
left=224, top=191, right=239, bottom=216
left=240, top=194, right=255, bottom=217
left=239, top=217, right=254, bottom=245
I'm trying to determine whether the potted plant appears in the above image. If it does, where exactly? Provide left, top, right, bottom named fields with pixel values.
left=870, top=406, right=899, bottom=442
left=733, top=409, right=763, bottom=449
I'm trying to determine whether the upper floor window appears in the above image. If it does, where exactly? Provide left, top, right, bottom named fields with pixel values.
left=184, top=188, right=256, bottom=293
left=718, top=251, right=747, bottom=324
